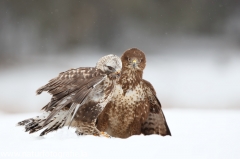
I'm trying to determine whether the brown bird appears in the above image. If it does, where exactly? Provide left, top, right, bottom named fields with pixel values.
left=17, top=54, right=122, bottom=137
left=97, top=48, right=171, bottom=138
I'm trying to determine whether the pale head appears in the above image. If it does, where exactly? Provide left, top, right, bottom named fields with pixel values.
left=96, top=54, right=122, bottom=78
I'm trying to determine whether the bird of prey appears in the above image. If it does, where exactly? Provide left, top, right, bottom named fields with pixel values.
left=17, top=54, right=122, bottom=137
left=97, top=48, right=171, bottom=138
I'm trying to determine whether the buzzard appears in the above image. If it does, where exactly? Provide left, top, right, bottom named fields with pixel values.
left=97, top=48, right=171, bottom=138
left=17, top=54, right=122, bottom=137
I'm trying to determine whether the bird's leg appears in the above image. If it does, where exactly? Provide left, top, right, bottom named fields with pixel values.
left=75, top=123, right=111, bottom=138
left=75, top=126, right=89, bottom=136
left=92, top=128, right=111, bottom=138
left=90, top=124, right=111, bottom=138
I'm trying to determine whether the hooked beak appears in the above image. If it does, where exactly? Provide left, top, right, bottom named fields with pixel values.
left=114, top=69, right=121, bottom=78
left=132, top=59, right=137, bottom=68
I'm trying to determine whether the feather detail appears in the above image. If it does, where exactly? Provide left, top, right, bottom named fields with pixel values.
left=17, top=54, right=122, bottom=137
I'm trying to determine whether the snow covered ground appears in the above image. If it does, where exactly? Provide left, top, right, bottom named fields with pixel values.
left=0, top=109, right=240, bottom=159
left=0, top=43, right=240, bottom=158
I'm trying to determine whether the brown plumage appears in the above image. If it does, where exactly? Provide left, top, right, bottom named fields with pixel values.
left=97, top=48, right=171, bottom=138
left=17, top=54, right=122, bottom=137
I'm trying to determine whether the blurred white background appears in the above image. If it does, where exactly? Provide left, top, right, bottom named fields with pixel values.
left=0, top=1, right=240, bottom=158
left=0, top=38, right=240, bottom=113
left=1, top=1, right=240, bottom=113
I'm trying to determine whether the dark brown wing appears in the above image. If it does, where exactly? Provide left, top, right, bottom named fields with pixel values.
left=141, top=79, right=171, bottom=136
left=23, top=67, right=115, bottom=136
left=37, top=67, right=105, bottom=111
left=36, top=67, right=107, bottom=126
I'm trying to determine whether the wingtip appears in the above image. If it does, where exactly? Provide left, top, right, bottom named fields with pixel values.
left=167, top=131, right=172, bottom=136
left=36, top=89, right=43, bottom=95
left=165, top=122, right=172, bottom=136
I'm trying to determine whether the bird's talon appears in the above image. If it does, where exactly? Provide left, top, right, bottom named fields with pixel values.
left=100, top=131, right=111, bottom=138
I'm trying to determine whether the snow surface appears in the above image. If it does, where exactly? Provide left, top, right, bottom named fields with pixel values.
left=0, top=109, right=240, bottom=159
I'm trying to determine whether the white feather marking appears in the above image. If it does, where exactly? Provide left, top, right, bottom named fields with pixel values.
left=114, top=84, right=143, bottom=103
left=45, top=110, right=68, bottom=129
left=59, top=96, right=72, bottom=105
left=66, top=103, right=80, bottom=128
left=93, top=76, right=106, bottom=88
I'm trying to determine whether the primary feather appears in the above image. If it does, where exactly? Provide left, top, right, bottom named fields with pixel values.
left=17, top=54, right=122, bottom=137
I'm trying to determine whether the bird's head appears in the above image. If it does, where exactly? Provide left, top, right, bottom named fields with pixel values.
left=121, top=48, right=146, bottom=72
left=96, top=54, right=122, bottom=79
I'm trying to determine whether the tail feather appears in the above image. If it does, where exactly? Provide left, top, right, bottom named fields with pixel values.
left=42, top=97, right=72, bottom=127
left=17, top=118, right=34, bottom=126
left=40, top=110, right=70, bottom=136
left=17, top=110, right=70, bottom=136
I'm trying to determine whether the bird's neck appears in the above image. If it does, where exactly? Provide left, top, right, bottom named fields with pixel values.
left=118, top=68, right=143, bottom=95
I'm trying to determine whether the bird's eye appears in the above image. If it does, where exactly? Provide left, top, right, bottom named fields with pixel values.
left=107, top=66, right=114, bottom=71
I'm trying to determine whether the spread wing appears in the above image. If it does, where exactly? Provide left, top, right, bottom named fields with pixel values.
left=36, top=67, right=107, bottom=128
left=141, top=79, right=171, bottom=136
left=37, top=67, right=105, bottom=111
